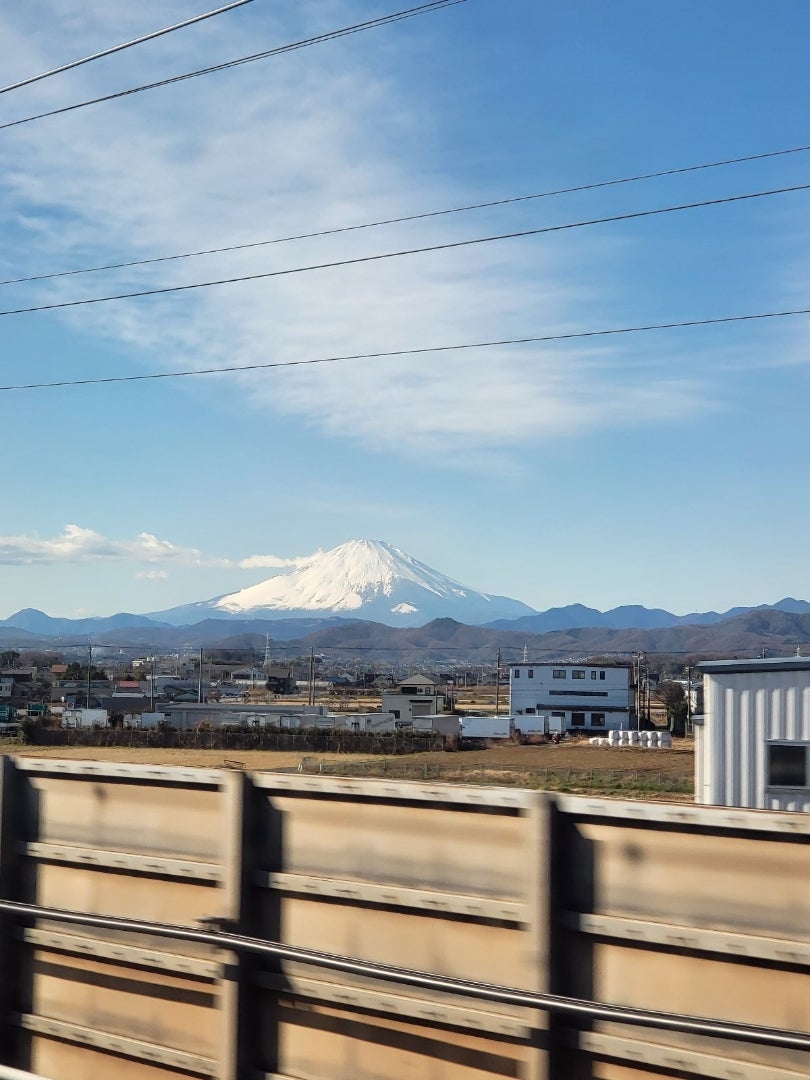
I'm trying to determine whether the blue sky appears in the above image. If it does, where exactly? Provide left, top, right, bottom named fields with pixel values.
left=1, top=0, right=810, bottom=619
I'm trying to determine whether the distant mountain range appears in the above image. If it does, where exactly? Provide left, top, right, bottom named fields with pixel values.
left=1, top=538, right=810, bottom=660
left=485, top=597, right=810, bottom=633
left=2, top=610, right=810, bottom=665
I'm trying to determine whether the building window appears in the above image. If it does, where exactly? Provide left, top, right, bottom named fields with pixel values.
left=590, top=712, right=606, bottom=727
left=571, top=712, right=585, bottom=726
left=591, top=671, right=598, bottom=679
left=549, top=690, right=609, bottom=697
left=525, top=707, right=536, bottom=714
left=552, top=711, right=565, bottom=720
left=600, top=671, right=606, bottom=680
left=528, top=669, right=534, bottom=678
left=572, top=670, right=586, bottom=680
left=514, top=669, right=520, bottom=678
left=553, top=670, right=566, bottom=679
left=768, top=744, right=808, bottom=788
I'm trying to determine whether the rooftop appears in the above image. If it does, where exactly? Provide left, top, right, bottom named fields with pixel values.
left=700, top=656, right=810, bottom=674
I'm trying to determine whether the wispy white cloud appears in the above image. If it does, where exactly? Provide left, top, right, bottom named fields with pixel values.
left=0, top=525, right=229, bottom=566
left=0, top=524, right=316, bottom=572
left=0, top=1, right=716, bottom=470
left=238, top=552, right=317, bottom=570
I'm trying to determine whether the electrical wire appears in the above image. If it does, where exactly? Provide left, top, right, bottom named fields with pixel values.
left=5, top=140, right=810, bottom=289
left=1, top=303, right=808, bottom=392
left=0, top=1, right=466, bottom=133
left=0, top=181, right=808, bottom=318
left=0, top=0, right=257, bottom=96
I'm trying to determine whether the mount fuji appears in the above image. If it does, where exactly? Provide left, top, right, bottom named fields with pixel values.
left=149, top=539, right=537, bottom=628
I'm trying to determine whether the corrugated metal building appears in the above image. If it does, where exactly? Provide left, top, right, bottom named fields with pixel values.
left=697, top=656, right=810, bottom=811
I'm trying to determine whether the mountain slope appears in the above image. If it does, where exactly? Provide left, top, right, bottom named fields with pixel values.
left=151, top=540, right=537, bottom=627
left=486, top=597, right=810, bottom=633
left=0, top=608, right=169, bottom=635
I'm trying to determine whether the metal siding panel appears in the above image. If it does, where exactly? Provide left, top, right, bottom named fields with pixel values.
left=26, top=951, right=220, bottom=1058
left=267, top=999, right=536, bottom=1080
left=23, top=862, right=219, bottom=926
left=694, top=723, right=704, bottom=803
left=586, top=971, right=810, bottom=1079
left=7, top=762, right=231, bottom=1080
left=264, top=794, right=528, bottom=900
left=276, top=898, right=533, bottom=987
left=566, top=822, right=810, bottom=938
left=579, top=1031, right=810, bottom=1080
left=30, top=1039, right=207, bottom=1080
left=1, top=770, right=809, bottom=1079
left=752, top=687, right=766, bottom=808
left=745, top=685, right=756, bottom=805
left=592, top=943, right=810, bottom=1033
left=23, top=776, right=224, bottom=862
left=250, top=784, right=550, bottom=1080
left=703, top=670, right=810, bottom=809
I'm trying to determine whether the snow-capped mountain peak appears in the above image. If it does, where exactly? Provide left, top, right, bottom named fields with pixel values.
left=162, top=539, right=536, bottom=627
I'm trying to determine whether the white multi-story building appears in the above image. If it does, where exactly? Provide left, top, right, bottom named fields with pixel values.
left=509, top=662, right=632, bottom=733
left=696, top=657, right=810, bottom=812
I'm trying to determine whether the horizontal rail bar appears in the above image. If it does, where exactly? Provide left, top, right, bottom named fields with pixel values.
left=20, top=841, right=221, bottom=882
left=16, top=1014, right=215, bottom=1077
left=21, top=927, right=226, bottom=979
left=554, top=794, right=810, bottom=834
left=256, top=870, right=526, bottom=923
left=14, top=757, right=223, bottom=787
left=255, top=771, right=534, bottom=808
left=573, top=1030, right=809, bottom=1080
left=0, top=900, right=808, bottom=1053
left=564, top=911, right=810, bottom=967
left=255, top=971, right=531, bottom=1038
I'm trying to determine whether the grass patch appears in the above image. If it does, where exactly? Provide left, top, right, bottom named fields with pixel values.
left=296, top=758, right=693, bottom=799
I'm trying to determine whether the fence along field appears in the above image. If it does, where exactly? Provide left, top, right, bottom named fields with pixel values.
left=0, top=754, right=807, bottom=1079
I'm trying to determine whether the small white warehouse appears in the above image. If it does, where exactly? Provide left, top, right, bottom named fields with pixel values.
left=509, top=663, right=632, bottom=733
left=697, top=657, right=810, bottom=812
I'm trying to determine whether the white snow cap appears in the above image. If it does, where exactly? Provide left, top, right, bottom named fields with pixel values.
left=211, top=539, right=534, bottom=626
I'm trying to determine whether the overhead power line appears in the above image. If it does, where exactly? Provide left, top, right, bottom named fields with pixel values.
left=5, top=140, right=810, bottom=290
left=0, top=0, right=257, bottom=96
left=2, top=303, right=809, bottom=392
left=1, top=181, right=808, bottom=318
left=0, top=1, right=466, bottom=133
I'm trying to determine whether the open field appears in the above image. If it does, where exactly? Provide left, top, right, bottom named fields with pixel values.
left=4, top=739, right=695, bottom=800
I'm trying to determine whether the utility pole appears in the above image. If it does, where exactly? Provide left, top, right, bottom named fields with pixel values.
left=308, top=648, right=315, bottom=707
left=197, top=647, right=203, bottom=704
left=634, top=651, right=644, bottom=730
left=86, top=644, right=92, bottom=712
left=686, top=663, right=692, bottom=735
left=495, top=648, right=501, bottom=716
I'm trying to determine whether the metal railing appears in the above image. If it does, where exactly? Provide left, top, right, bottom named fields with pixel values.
left=0, top=1067, right=52, bottom=1080
left=1, top=899, right=808, bottom=1054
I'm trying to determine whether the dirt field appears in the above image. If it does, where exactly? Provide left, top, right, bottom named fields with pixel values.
left=5, top=740, right=695, bottom=800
